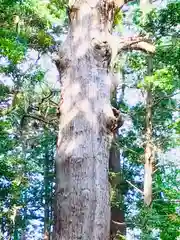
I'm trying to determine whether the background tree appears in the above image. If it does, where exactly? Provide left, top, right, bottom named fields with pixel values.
left=0, top=0, right=63, bottom=238
left=119, top=1, right=180, bottom=238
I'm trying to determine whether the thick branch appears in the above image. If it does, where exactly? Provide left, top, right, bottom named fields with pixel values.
left=118, top=36, right=155, bottom=54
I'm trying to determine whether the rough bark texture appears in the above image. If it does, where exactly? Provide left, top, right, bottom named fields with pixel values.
left=53, top=0, right=155, bottom=237
left=144, top=56, right=154, bottom=206
left=53, top=1, right=119, bottom=239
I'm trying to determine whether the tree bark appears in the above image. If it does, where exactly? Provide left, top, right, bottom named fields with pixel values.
left=144, top=56, right=154, bottom=206
left=53, top=0, right=155, bottom=238
left=53, top=1, right=119, bottom=239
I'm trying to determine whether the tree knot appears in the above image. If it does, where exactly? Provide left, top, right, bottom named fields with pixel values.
left=91, top=37, right=112, bottom=65
left=107, top=106, right=124, bottom=133
left=53, top=50, right=70, bottom=81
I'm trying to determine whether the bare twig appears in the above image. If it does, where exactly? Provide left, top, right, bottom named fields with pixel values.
left=111, top=220, right=126, bottom=226
left=126, top=180, right=144, bottom=195
left=39, top=91, right=54, bottom=105
left=152, top=91, right=180, bottom=107
left=164, top=107, right=180, bottom=112
left=152, top=169, right=159, bottom=175
left=116, top=141, right=143, bottom=157
left=153, top=199, right=180, bottom=203
left=20, top=114, right=57, bottom=126
left=49, top=100, right=59, bottom=106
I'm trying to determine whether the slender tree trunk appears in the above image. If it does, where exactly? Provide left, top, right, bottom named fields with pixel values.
left=49, top=151, right=54, bottom=239
left=53, top=1, right=120, bottom=239
left=140, top=0, right=154, bottom=207
left=109, top=137, right=120, bottom=172
left=20, top=194, right=27, bottom=240
left=0, top=216, right=5, bottom=238
left=13, top=222, right=18, bottom=240
left=44, top=152, right=50, bottom=240
left=109, top=78, right=126, bottom=238
left=144, top=56, right=154, bottom=206
left=109, top=142, right=126, bottom=238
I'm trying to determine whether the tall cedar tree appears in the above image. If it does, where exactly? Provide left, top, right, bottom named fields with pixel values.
left=53, top=0, right=154, bottom=239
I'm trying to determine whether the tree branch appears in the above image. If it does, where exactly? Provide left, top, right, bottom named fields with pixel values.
left=126, top=180, right=144, bottom=195
left=111, top=220, right=126, bottom=226
left=39, top=91, right=54, bottom=105
left=152, top=91, right=180, bottom=107
left=164, top=107, right=180, bottom=112
left=118, top=36, right=155, bottom=54
left=49, top=99, right=58, bottom=106
left=20, top=114, right=57, bottom=127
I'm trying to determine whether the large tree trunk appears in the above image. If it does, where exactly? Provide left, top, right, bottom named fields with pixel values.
left=53, top=0, right=155, bottom=238
left=53, top=1, right=119, bottom=239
